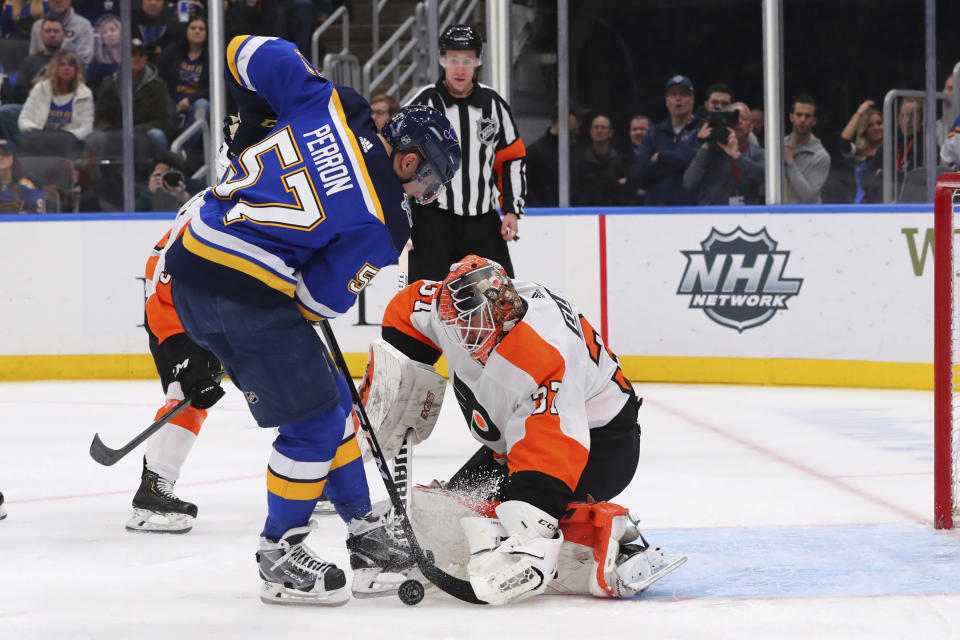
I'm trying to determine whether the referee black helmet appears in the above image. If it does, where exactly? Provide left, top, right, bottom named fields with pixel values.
left=439, top=24, right=483, bottom=56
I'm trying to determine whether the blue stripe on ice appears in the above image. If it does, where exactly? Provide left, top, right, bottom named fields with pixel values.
left=640, top=524, right=960, bottom=600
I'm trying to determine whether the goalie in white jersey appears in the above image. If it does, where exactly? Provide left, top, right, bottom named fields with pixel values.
left=366, top=255, right=684, bottom=604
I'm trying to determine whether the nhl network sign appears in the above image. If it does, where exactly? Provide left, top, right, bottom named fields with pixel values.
left=677, top=227, right=803, bottom=332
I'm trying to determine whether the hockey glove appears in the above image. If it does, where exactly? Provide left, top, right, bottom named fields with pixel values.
left=462, top=500, right=562, bottom=605
left=162, top=334, right=225, bottom=411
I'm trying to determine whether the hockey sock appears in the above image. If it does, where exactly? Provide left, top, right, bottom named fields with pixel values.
left=144, top=400, right=206, bottom=482
left=261, top=398, right=351, bottom=539
left=323, top=453, right=371, bottom=522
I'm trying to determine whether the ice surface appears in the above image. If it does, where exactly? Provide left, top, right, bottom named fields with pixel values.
left=1, top=381, right=958, bottom=639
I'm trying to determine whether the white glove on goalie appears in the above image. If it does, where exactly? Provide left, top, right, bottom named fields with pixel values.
left=462, top=501, right=563, bottom=606
left=356, top=339, right=446, bottom=460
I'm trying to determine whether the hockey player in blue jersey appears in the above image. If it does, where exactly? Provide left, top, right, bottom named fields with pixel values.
left=154, top=35, right=461, bottom=606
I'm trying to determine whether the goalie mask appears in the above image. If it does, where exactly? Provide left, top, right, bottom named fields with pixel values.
left=437, top=256, right=525, bottom=365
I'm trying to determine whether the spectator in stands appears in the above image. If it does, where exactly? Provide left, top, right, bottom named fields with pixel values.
left=635, top=75, right=700, bottom=205
left=574, top=113, right=628, bottom=206
left=157, top=15, right=208, bottom=156
left=941, top=114, right=960, bottom=170
left=86, top=13, right=121, bottom=91
left=783, top=94, right=830, bottom=204
left=683, top=101, right=764, bottom=205
left=18, top=50, right=93, bottom=148
left=29, top=0, right=94, bottom=67
left=837, top=100, right=883, bottom=204
left=894, top=98, right=925, bottom=185
left=134, top=0, right=182, bottom=60
left=703, top=83, right=733, bottom=112
left=627, top=114, right=650, bottom=154
left=14, top=17, right=65, bottom=103
left=369, top=93, right=399, bottom=132
left=93, top=37, right=173, bottom=154
left=524, top=101, right=583, bottom=207
left=750, top=108, right=764, bottom=147
left=0, top=139, right=44, bottom=213
left=0, top=16, right=64, bottom=143
left=1, top=0, right=45, bottom=38
left=135, top=150, right=202, bottom=212
left=937, top=75, right=953, bottom=147
left=621, top=114, right=650, bottom=205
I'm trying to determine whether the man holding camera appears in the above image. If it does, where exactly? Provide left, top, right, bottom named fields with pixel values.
left=635, top=75, right=701, bottom=205
left=136, top=151, right=202, bottom=212
left=682, top=102, right=765, bottom=205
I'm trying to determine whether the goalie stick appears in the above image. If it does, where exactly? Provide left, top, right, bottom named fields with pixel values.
left=89, top=372, right=226, bottom=466
left=317, top=319, right=485, bottom=605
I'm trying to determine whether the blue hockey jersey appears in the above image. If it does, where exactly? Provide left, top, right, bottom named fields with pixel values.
left=164, top=36, right=411, bottom=320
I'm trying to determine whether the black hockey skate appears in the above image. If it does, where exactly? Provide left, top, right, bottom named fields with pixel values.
left=126, top=458, right=198, bottom=534
left=346, top=502, right=428, bottom=598
left=257, top=521, right=349, bottom=606
left=0, top=490, right=6, bottom=520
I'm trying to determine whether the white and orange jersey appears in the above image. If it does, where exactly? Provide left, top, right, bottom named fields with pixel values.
left=382, top=279, right=636, bottom=492
left=144, top=202, right=198, bottom=343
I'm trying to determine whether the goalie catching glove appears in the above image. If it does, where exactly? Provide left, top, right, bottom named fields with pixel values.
left=355, top=339, right=446, bottom=460
left=462, top=500, right=563, bottom=606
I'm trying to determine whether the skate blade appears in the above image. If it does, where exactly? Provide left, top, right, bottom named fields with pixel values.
left=351, top=567, right=433, bottom=599
left=628, top=555, right=687, bottom=593
left=125, top=508, right=194, bottom=534
left=260, top=582, right=350, bottom=606
left=312, top=501, right=338, bottom=516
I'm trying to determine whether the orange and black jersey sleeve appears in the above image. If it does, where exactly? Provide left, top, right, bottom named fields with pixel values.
left=381, top=280, right=443, bottom=365
left=144, top=229, right=186, bottom=344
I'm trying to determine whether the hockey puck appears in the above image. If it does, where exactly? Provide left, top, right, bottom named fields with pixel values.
left=398, top=579, right=424, bottom=606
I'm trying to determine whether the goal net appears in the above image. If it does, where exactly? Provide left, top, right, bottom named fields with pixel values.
left=935, top=173, right=960, bottom=529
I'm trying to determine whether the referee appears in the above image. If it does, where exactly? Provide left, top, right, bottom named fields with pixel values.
left=406, top=24, right=526, bottom=280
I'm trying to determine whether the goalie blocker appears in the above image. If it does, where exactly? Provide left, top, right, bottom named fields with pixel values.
left=354, top=339, right=447, bottom=461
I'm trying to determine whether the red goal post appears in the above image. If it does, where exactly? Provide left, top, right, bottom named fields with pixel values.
left=935, top=173, right=960, bottom=529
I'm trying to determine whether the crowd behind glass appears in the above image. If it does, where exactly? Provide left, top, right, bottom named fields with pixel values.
left=0, top=0, right=953, bottom=214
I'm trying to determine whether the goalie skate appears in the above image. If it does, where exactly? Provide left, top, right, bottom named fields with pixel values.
left=257, top=521, right=349, bottom=606
left=125, top=459, right=197, bottom=534
left=611, top=541, right=687, bottom=596
left=347, top=502, right=427, bottom=598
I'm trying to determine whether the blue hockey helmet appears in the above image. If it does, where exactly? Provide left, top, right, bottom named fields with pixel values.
left=382, top=105, right=461, bottom=205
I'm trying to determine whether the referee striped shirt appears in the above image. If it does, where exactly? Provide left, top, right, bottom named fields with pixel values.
left=407, top=81, right=526, bottom=217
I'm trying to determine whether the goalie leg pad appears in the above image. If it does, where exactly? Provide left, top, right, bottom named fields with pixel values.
left=356, top=339, right=446, bottom=461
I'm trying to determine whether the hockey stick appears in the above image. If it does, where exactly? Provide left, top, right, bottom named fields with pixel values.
left=90, top=398, right=191, bottom=466
left=394, top=242, right=414, bottom=511
left=317, top=320, right=486, bottom=605
left=89, top=372, right=226, bottom=467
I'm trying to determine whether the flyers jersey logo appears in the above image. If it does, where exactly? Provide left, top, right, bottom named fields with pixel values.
left=471, top=410, right=489, bottom=432
left=453, top=374, right=501, bottom=442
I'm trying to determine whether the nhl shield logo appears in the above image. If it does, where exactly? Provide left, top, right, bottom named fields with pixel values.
left=476, top=117, right=498, bottom=145
left=677, top=227, right=803, bottom=332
